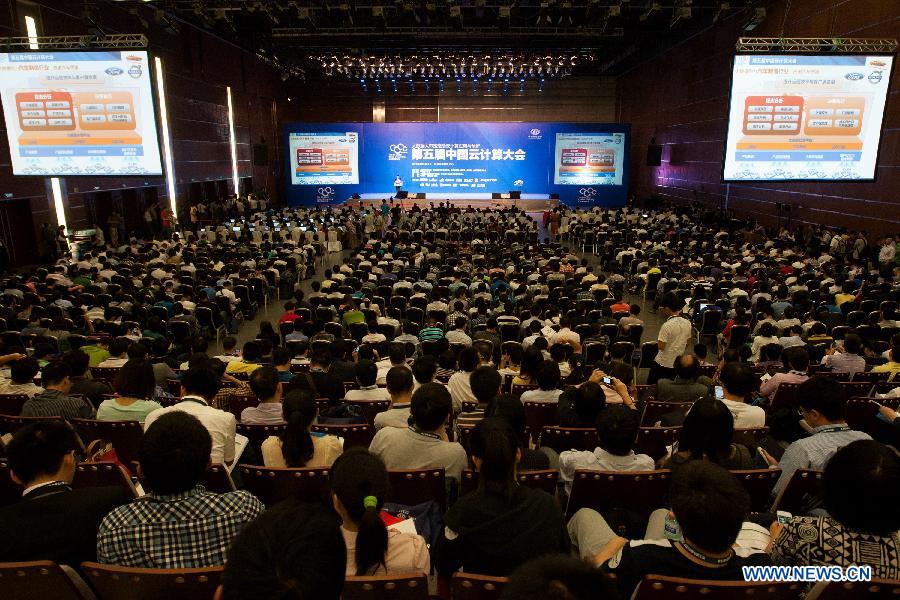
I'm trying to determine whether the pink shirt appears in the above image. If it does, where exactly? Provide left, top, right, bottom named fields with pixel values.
left=760, top=371, right=809, bottom=398
left=341, top=526, right=430, bottom=576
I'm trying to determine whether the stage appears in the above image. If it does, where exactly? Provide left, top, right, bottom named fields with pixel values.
left=341, top=192, right=559, bottom=211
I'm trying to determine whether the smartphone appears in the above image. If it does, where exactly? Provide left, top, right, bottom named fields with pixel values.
left=601, top=376, right=612, bottom=385
left=715, top=386, right=724, bottom=400
left=776, top=511, right=793, bottom=525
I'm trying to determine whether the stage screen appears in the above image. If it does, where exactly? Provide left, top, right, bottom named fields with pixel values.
left=0, top=50, right=163, bottom=176
left=553, top=132, right=625, bottom=185
left=289, top=131, right=359, bottom=185
left=723, top=54, right=893, bottom=181
left=282, top=122, right=629, bottom=206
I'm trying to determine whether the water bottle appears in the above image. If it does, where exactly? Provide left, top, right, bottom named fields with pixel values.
left=664, top=513, right=683, bottom=542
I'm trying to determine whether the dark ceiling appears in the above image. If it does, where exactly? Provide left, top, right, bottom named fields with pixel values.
left=90, top=1, right=766, bottom=77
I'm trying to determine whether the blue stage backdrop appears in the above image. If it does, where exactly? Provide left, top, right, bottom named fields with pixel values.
left=282, top=122, right=630, bottom=207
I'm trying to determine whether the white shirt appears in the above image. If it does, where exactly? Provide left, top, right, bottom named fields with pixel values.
left=549, top=327, right=580, bottom=348
left=143, top=396, right=237, bottom=465
left=519, top=388, right=563, bottom=403
left=720, top=398, right=766, bottom=428
left=559, top=447, right=655, bottom=495
left=344, top=386, right=391, bottom=402
left=446, top=371, right=477, bottom=413
left=655, top=315, right=692, bottom=368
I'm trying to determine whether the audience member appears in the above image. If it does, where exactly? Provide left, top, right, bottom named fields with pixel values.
left=96, top=359, right=162, bottom=423
left=261, top=389, right=342, bottom=468
left=242, top=366, right=285, bottom=425
left=97, top=412, right=263, bottom=567
left=21, top=361, right=95, bottom=420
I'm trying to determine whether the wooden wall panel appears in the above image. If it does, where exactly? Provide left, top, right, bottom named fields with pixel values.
left=619, top=0, right=900, bottom=236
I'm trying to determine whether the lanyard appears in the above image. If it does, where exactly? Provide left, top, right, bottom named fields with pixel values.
left=678, top=540, right=733, bottom=566
left=816, top=425, right=849, bottom=434
left=408, top=426, right=441, bottom=441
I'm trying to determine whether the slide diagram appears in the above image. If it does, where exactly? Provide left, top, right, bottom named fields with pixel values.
left=289, top=132, right=359, bottom=185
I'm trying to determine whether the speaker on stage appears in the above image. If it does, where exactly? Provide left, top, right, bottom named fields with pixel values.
left=646, top=138, right=663, bottom=167
left=396, top=190, right=408, bottom=199
left=508, top=191, right=521, bottom=199
left=351, top=193, right=360, bottom=200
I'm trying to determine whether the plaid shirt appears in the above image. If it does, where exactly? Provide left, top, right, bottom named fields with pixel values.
left=97, top=485, right=263, bottom=568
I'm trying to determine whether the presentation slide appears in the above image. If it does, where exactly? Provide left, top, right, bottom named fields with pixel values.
left=0, top=50, right=163, bottom=176
left=282, top=122, right=630, bottom=206
left=723, top=54, right=893, bottom=180
left=553, top=132, right=625, bottom=185
left=289, top=131, right=359, bottom=185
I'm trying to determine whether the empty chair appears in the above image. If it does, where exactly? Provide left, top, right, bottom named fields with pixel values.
left=81, top=562, right=223, bottom=600
left=565, top=469, right=671, bottom=521
left=0, top=561, right=92, bottom=600
left=386, top=468, right=447, bottom=512
left=238, top=465, right=331, bottom=507
left=343, top=573, right=429, bottom=600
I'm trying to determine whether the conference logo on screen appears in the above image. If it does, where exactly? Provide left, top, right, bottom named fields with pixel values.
left=316, top=187, right=335, bottom=203
left=528, top=128, right=542, bottom=140
left=388, top=143, right=408, bottom=160
left=578, top=187, right=597, bottom=203
left=105, top=67, right=123, bottom=76
left=128, top=65, right=143, bottom=79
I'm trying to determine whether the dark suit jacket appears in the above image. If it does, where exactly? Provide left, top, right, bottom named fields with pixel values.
left=0, top=483, right=130, bottom=566
left=69, top=376, right=113, bottom=408
left=655, top=378, right=711, bottom=403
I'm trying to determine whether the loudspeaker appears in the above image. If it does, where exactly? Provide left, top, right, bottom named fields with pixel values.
left=252, top=144, right=268, bottom=166
left=646, top=143, right=662, bottom=167
left=396, top=190, right=408, bottom=199
left=508, top=190, right=521, bottom=199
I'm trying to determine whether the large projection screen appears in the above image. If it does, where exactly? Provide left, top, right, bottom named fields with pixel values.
left=0, top=50, right=163, bottom=176
left=722, top=54, right=893, bottom=181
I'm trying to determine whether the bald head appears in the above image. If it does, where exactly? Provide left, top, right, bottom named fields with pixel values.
left=674, top=354, right=699, bottom=380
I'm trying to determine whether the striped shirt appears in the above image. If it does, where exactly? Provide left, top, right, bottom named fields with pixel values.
left=773, top=424, right=871, bottom=496
left=418, top=326, right=445, bottom=342
left=20, top=390, right=95, bottom=420
left=97, top=485, right=263, bottom=568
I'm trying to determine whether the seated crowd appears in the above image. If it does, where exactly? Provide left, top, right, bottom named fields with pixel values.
left=0, top=201, right=898, bottom=598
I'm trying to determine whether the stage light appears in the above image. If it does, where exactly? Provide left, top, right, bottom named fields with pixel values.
left=24, top=15, right=39, bottom=49
left=154, top=57, right=178, bottom=220
left=225, top=86, right=239, bottom=196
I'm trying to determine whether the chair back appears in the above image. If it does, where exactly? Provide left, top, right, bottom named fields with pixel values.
left=841, top=381, right=874, bottom=398
left=732, top=469, right=782, bottom=511
left=634, top=426, right=680, bottom=461
left=450, top=572, right=508, bottom=600
left=850, top=371, right=889, bottom=383
left=633, top=575, right=802, bottom=600
left=345, top=400, right=391, bottom=426
left=0, top=393, right=29, bottom=417
left=386, top=468, right=447, bottom=512
left=71, top=419, right=143, bottom=465
left=509, top=383, right=537, bottom=401
left=236, top=423, right=287, bottom=460
left=566, top=469, right=671, bottom=520
left=72, top=462, right=139, bottom=499
left=310, top=423, right=374, bottom=448
left=732, top=426, right=769, bottom=449
left=201, top=464, right=236, bottom=494
left=640, top=401, right=691, bottom=427
left=770, top=382, right=801, bottom=412
left=90, top=366, right=122, bottom=382
left=808, top=579, right=900, bottom=599
left=460, top=469, right=559, bottom=498
left=80, top=562, right=223, bottom=600
left=539, top=426, right=598, bottom=453
left=0, top=415, right=62, bottom=435
left=771, top=468, right=825, bottom=514
left=228, top=393, right=260, bottom=420
left=0, top=561, right=91, bottom=600
left=523, top=401, right=558, bottom=443
left=238, top=465, right=331, bottom=507
left=343, top=573, right=429, bottom=600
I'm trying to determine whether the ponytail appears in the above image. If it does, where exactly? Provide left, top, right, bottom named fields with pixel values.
left=280, top=390, right=316, bottom=467
left=330, top=448, right=390, bottom=576
left=355, top=495, right=388, bottom=576
left=470, top=417, right=518, bottom=499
